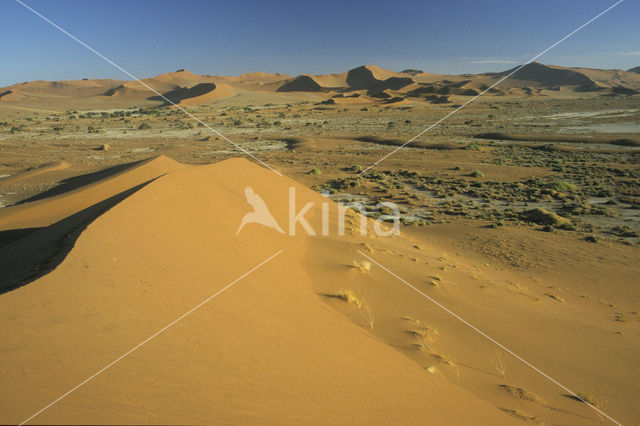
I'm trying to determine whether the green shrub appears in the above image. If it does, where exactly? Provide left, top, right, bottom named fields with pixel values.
left=549, top=181, right=576, bottom=192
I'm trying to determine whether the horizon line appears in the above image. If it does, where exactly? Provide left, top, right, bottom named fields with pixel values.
left=3, top=61, right=639, bottom=88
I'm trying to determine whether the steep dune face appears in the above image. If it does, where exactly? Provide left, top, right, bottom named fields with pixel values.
left=346, top=65, right=383, bottom=89
left=103, top=83, right=152, bottom=98
left=276, top=75, right=324, bottom=92
left=0, top=158, right=518, bottom=424
left=490, top=62, right=599, bottom=89
left=148, top=82, right=231, bottom=105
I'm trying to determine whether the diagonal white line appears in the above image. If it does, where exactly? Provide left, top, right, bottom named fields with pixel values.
left=357, top=0, right=625, bottom=176
left=19, top=249, right=283, bottom=425
left=14, top=0, right=282, bottom=176
left=357, top=250, right=622, bottom=425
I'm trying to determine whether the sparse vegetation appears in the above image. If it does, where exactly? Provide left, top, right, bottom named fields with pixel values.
left=498, top=385, right=545, bottom=405
left=491, top=351, right=506, bottom=378
left=324, top=289, right=362, bottom=307
left=350, top=260, right=371, bottom=273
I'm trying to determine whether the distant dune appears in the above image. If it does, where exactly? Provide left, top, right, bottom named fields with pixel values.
left=489, top=62, right=598, bottom=89
left=148, top=82, right=231, bottom=105
left=276, top=75, right=324, bottom=92
left=1, top=63, right=638, bottom=111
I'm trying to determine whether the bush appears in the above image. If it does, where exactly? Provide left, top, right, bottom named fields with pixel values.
left=307, top=168, right=322, bottom=175
left=138, top=122, right=151, bottom=130
left=549, top=181, right=576, bottom=192
left=470, top=170, right=484, bottom=178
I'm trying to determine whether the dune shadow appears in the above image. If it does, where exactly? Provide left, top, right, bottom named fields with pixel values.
left=0, top=227, right=41, bottom=251
left=148, top=82, right=216, bottom=105
left=13, top=159, right=147, bottom=206
left=0, top=179, right=155, bottom=295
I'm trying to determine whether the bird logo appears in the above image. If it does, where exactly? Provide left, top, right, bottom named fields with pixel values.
left=236, top=186, right=285, bottom=235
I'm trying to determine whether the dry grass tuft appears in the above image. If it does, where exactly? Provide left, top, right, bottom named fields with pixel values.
left=324, top=289, right=362, bottom=307
left=360, top=298, right=375, bottom=329
left=502, top=409, right=539, bottom=422
left=572, top=386, right=610, bottom=423
left=351, top=260, right=372, bottom=273
left=491, top=351, right=506, bottom=378
left=360, top=242, right=374, bottom=253
left=498, top=385, right=545, bottom=405
left=434, top=352, right=456, bottom=367
left=407, top=329, right=428, bottom=338
left=545, top=293, right=566, bottom=303
left=425, top=366, right=439, bottom=374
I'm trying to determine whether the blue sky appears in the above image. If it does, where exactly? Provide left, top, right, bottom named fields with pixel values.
left=2, top=0, right=639, bottom=86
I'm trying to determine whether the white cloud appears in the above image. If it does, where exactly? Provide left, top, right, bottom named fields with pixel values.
left=467, top=59, right=519, bottom=64
left=617, top=51, right=640, bottom=56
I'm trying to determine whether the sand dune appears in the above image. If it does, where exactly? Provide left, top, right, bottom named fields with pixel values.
left=148, top=82, right=232, bottom=105
left=103, top=83, right=152, bottom=98
left=276, top=75, right=324, bottom=92
left=0, top=157, right=521, bottom=424
left=149, top=69, right=207, bottom=87
left=488, top=62, right=599, bottom=89
left=0, top=161, right=70, bottom=186
left=1, top=63, right=638, bottom=111
left=346, top=65, right=385, bottom=89
left=278, top=66, right=415, bottom=94
left=4, top=79, right=122, bottom=98
left=213, top=71, right=291, bottom=83
left=1, top=154, right=638, bottom=424
left=0, top=156, right=184, bottom=231
left=486, top=62, right=640, bottom=93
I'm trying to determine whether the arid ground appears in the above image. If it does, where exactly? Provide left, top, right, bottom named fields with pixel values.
left=1, top=64, right=639, bottom=424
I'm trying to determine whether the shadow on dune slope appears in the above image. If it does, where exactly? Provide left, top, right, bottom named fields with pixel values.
left=0, top=179, right=155, bottom=295
left=148, top=82, right=217, bottom=105
left=14, top=159, right=147, bottom=205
